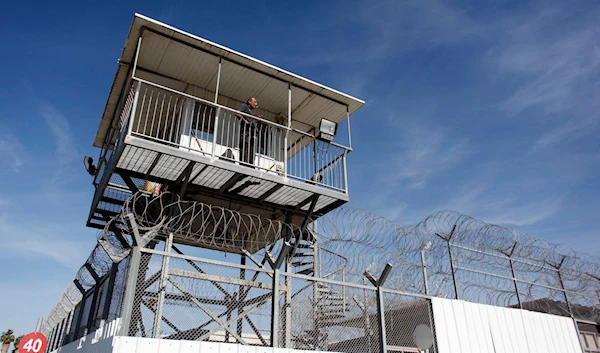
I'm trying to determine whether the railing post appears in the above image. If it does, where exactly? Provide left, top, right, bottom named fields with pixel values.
left=365, top=263, right=393, bottom=353
left=342, top=151, right=349, bottom=193
left=212, top=107, right=221, bottom=159
left=153, top=232, right=173, bottom=338
left=214, top=58, right=222, bottom=104
left=346, top=106, right=352, bottom=149
left=127, top=81, right=141, bottom=137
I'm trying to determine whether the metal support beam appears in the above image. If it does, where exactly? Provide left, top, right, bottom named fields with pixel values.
left=101, top=263, right=119, bottom=320
left=220, top=173, right=246, bottom=193
left=364, top=263, right=393, bottom=353
left=118, top=242, right=143, bottom=336
left=421, top=242, right=431, bottom=295
left=85, top=263, right=101, bottom=283
left=237, top=255, right=246, bottom=338
left=271, top=242, right=292, bottom=348
left=177, top=162, right=195, bottom=198
left=153, top=232, right=173, bottom=337
left=215, top=58, right=222, bottom=104
left=86, top=285, right=101, bottom=331
left=119, top=173, right=140, bottom=194
left=435, top=225, right=458, bottom=299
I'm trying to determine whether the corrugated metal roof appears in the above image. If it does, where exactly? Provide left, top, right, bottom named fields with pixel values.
left=94, top=14, right=365, bottom=148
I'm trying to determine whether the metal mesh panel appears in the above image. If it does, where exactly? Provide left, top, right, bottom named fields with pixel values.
left=284, top=273, right=381, bottom=352
left=382, top=292, right=437, bottom=353
left=127, top=251, right=275, bottom=344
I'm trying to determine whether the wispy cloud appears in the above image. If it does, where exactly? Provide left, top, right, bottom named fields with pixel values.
left=39, top=102, right=78, bottom=166
left=390, top=122, right=471, bottom=189
left=490, top=5, right=600, bottom=150
left=0, top=133, right=26, bottom=172
left=0, top=218, right=90, bottom=270
left=444, top=183, right=562, bottom=227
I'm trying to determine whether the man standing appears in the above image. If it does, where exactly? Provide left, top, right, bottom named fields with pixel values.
left=237, top=97, right=261, bottom=165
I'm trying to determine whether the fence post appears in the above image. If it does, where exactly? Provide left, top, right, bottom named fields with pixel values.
left=505, top=242, right=522, bottom=309
left=365, top=263, right=393, bottom=353
left=153, top=231, right=174, bottom=338
left=118, top=215, right=144, bottom=336
left=435, top=225, right=458, bottom=299
left=421, top=242, right=431, bottom=295
left=270, top=243, right=291, bottom=348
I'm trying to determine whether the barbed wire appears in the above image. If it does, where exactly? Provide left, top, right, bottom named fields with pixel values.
left=42, top=193, right=600, bottom=338
left=318, top=207, right=600, bottom=320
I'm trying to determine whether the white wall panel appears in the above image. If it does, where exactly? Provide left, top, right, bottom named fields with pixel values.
left=431, top=297, right=583, bottom=353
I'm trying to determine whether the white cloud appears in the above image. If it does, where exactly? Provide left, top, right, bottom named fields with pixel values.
left=0, top=219, right=91, bottom=271
left=39, top=102, right=78, bottom=166
left=0, top=133, right=26, bottom=172
left=490, top=5, right=600, bottom=150
left=444, top=183, right=561, bottom=227
left=390, top=122, right=471, bottom=189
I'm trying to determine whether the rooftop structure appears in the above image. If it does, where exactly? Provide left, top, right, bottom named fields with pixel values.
left=88, top=14, right=364, bottom=253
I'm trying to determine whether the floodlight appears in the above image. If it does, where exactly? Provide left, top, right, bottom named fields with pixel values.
left=317, top=119, right=337, bottom=142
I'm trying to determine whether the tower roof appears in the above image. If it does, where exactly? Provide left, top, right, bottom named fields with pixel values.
left=94, top=13, right=365, bottom=148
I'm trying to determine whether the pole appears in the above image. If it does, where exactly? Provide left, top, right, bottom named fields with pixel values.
left=365, top=263, right=393, bottom=353
left=153, top=232, right=174, bottom=338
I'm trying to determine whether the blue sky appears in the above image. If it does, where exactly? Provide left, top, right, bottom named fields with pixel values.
left=1, top=0, right=599, bottom=337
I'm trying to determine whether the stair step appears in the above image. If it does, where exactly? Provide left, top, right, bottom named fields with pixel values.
left=298, top=268, right=314, bottom=275
left=326, top=296, right=344, bottom=301
left=295, top=243, right=313, bottom=249
left=319, top=308, right=349, bottom=314
left=321, top=314, right=345, bottom=320
left=292, top=252, right=315, bottom=257
left=292, top=261, right=314, bottom=267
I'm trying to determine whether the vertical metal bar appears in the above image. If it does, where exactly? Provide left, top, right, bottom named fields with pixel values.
left=284, top=84, right=291, bottom=177
left=376, top=287, right=387, bottom=353
left=271, top=267, right=280, bottom=348
left=284, top=257, right=292, bottom=348
left=346, top=106, right=352, bottom=149
left=557, top=269, right=574, bottom=317
left=153, top=232, right=173, bottom=338
left=131, top=35, right=143, bottom=79
left=212, top=108, right=221, bottom=159
left=86, top=285, right=101, bottom=331
left=421, top=250, right=429, bottom=296
left=342, top=151, right=349, bottom=193
left=237, top=255, right=246, bottom=337
left=127, top=82, right=141, bottom=137
left=448, top=241, right=459, bottom=299
left=72, top=295, right=87, bottom=341
left=36, top=317, right=43, bottom=332
left=119, top=246, right=143, bottom=336
left=509, top=257, right=522, bottom=308
left=362, top=277, right=372, bottom=353
left=215, top=58, right=222, bottom=104
left=288, top=84, right=292, bottom=128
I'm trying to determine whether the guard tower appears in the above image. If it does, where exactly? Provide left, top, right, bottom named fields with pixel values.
left=88, top=14, right=364, bottom=254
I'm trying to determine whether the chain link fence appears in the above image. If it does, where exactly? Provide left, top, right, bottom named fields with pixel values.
left=42, top=193, right=598, bottom=352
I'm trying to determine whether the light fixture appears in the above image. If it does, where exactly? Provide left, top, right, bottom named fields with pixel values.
left=317, top=119, right=337, bottom=142
left=83, top=156, right=97, bottom=176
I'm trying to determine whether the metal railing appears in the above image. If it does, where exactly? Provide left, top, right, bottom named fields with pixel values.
left=125, top=79, right=349, bottom=193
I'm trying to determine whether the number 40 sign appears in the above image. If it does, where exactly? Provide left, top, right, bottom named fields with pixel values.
left=18, top=332, right=48, bottom=353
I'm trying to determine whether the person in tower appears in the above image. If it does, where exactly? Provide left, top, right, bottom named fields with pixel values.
left=236, top=97, right=262, bottom=165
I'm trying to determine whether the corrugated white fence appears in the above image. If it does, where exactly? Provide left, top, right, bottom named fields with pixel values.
left=431, top=297, right=583, bottom=353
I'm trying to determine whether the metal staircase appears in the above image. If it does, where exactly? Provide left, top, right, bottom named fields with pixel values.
left=289, top=229, right=350, bottom=350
